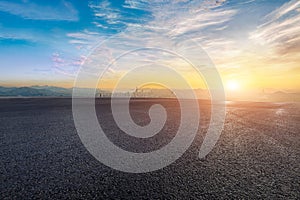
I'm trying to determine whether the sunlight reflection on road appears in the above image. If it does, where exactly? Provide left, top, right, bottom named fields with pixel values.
left=275, top=108, right=285, bottom=115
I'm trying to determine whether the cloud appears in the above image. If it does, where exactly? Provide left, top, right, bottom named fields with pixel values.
left=250, top=0, right=300, bottom=55
left=0, top=26, right=43, bottom=42
left=123, top=0, right=237, bottom=57
left=77, top=0, right=236, bottom=45
left=165, top=9, right=236, bottom=37
left=237, top=0, right=256, bottom=5
left=123, top=0, right=227, bottom=11
left=65, top=0, right=238, bottom=80
left=120, top=0, right=238, bottom=70
left=0, top=0, right=78, bottom=21
left=89, top=0, right=120, bottom=25
left=51, top=53, right=87, bottom=77
left=88, top=0, right=153, bottom=33
left=87, top=0, right=236, bottom=49
left=66, top=30, right=105, bottom=52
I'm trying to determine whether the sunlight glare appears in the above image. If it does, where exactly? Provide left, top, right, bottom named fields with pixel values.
left=226, top=80, right=240, bottom=91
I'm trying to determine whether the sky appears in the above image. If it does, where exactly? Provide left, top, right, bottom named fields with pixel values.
left=0, top=0, right=299, bottom=94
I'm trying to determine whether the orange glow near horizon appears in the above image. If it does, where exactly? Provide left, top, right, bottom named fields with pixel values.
left=226, top=80, right=240, bottom=91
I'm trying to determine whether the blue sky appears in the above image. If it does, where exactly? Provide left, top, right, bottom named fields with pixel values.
left=0, top=0, right=299, bottom=90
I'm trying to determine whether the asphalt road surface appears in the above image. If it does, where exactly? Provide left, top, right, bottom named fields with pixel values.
left=0, top=98, right=299, bottom=199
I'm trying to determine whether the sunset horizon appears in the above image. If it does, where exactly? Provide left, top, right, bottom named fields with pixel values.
left=1, top=0, right=299, bottom=100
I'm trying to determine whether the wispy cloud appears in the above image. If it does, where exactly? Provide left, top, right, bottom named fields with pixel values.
left=71, top=0, right=236, bottom=53
left=250, top=0, right=300, bottom=55
left=121, top=0, right=238, bottom=73
left=0, top=0, right=78, bottom=21
left=67, top=30, right=102, bottom=45
left=0, top=26, right=44, bottom=42
left=66, top=30, right=107, bottom=56
left=89, top=0, right=120, bottom=25
left=88, top=0, right=152, bottom=34
left=123, top=0, right=227, bottom=11
left=122, top=0, right=235, bottom=37
left=65, top=0, right=238, bottom=82
left=51, top=53, right=87, bottom=77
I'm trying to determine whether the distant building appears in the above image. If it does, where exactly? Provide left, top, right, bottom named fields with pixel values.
left=99, top=92, right=112, bottom=98
left=133, top=87, right=174, bottom=98
left=98, top=91, right=131, bottom=98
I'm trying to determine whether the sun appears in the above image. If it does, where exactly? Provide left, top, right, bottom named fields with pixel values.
left=226, top=80, right=240, bottom=91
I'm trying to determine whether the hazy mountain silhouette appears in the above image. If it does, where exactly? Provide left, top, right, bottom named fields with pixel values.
left=0, top=86, right=72, bottom=97
left=0, top=86, right=109, bottom=97
left=267, top=91, right=300, bottom=102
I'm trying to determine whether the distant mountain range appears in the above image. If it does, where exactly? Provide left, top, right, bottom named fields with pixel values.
left=264, top=91, right=300, bottom=102
left=0, top=86, right=73, bottom=97
left=0, top=86, right=115, bottom=97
